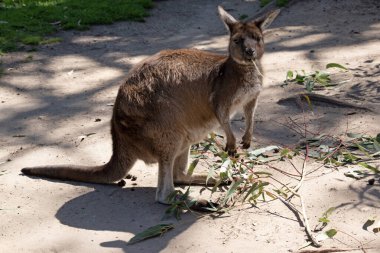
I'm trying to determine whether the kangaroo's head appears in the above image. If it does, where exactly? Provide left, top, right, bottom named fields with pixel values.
left=218, top=6, right=280, bottom=65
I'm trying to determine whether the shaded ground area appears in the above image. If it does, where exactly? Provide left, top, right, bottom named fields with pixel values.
left=0, top=0, right=379, bottom=252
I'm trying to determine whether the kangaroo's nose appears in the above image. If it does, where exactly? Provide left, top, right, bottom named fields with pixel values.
left=245, top=48, right=255, bottom=56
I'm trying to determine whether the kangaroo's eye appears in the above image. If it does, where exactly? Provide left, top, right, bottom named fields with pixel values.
left=233, top=37, right=241, bottom=44
left=251, top=34, right=261, bottom=41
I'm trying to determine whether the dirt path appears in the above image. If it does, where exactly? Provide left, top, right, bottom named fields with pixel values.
left=1, top=0, right=379, bottom=252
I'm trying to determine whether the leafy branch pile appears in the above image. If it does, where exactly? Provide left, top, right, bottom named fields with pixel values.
left=188, top=131, right=379, bottom=210
left=284, top=63, right=349, bottom=92
left=128, top=130, right=379, bottom=246
left=302, top=132, right=380, bottom=175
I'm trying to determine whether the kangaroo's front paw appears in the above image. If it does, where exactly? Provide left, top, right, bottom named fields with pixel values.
left=241, top=140, right=251, bottom=149
left=225, top=143, right=237, bottom=157
left=241, top=134, right=252, bottom=149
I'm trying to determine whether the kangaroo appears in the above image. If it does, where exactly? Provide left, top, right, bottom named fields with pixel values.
left=21, top=6, right=280, bottom=205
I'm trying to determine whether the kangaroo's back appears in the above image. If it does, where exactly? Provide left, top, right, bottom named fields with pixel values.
left=122, top=48, right=226, bottom=92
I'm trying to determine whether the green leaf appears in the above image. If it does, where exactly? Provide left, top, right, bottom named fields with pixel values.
left=274, top=188, right=288, bottom=198
left=265, top=190, right=277, bottom=200
left=302, top=94, right=313, bottom=110
left=344, top=171, right=364, bottom=180
left=315, top=229, right=338, bottom=242
left=215, top=151, right=229, bottom=159
left=318, top=217, right=330, bottom=224
left=315, top=71, right=330, bottom=85
left=286, top=70, right=294, bottom=80
left=219, top=159, right=231, bottom=173
left=347, top=132, right=363, bottom=139
left=326, top=63, right=348, bottom=71
left=257, top=155, right=281, bottom=163
left=280, top=148, right=290, bottom=157
left=211, top=178, right=223, bottom=193
left=342, top=152, right=358, bottom=163
left=209, top=145, right=218, bottom=153
left=248, top=146, right=280, bottom=157
left=295, top=73, right=305, bottom=83
left=187, top=159, right=199, bottom=177
left=305, top=78, right=315, bottom=92
left=319, top=145, right=330, bottom=153
left=221, top=179, right=243, bottom=206
left=242, top=182, right=259, bottom=202
left=373, top=140, right=380, bottom=152
left=127, top=224, right=174, bottom=245
left=323, top=207, right=336, bottom=217
left=318, top=207, right=335, bottom=224
left=253, top=171, right=272, bottom=177
left=307, top=150, right=321, bottom=159
left=206, top=166, right=216, bottom=185
left=362, top=219, right=375, bottom=231
left=358, top=162, right=379, bottom=173
left=325, top=229, right=337, bottom=238
left=356, top=144, right=371, bottom=157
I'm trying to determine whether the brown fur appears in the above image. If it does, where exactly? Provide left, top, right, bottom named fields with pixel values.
left=21, top=7, right=280, bottom=204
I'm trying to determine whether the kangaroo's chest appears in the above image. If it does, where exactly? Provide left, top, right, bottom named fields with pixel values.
left=230, top=80, right=262, bottom=115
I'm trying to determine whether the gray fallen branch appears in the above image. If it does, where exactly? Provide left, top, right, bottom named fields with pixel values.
left=277, top=93, right=373, bottom=112
left=298, top=247, right=376, bottom=253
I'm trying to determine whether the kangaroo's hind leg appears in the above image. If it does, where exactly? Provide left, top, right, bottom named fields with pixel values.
left=173, top=147, right=219, bottom=186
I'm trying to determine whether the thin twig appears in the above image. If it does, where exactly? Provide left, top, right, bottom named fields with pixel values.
left=288, top=116, right=319, bottom=138
left=272, top=118, right=304, bottom=137
left=287, top=157, right=302, bottom=175
left=265, top=163, right=301, bottom=178
left=337, top=230, right=367, bottom=253
left=290, top=151, right=308, bottom=198
left=268, top=177, right=300, bottom=197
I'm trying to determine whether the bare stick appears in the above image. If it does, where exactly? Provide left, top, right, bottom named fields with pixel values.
left=276, top=145, right=321, bottom=247
left=298, top=247, right=376, bottom=253
left=300, top=194, right=321, bottom=247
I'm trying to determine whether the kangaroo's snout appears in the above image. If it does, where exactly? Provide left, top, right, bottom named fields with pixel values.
left=244, top=47, right=255, bottom=58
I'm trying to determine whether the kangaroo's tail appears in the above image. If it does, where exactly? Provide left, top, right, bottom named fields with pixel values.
left=21, top=155, right=127, bottom=184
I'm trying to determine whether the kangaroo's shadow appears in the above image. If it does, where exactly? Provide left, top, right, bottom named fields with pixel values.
left=55, top=184, right=197, bottom=252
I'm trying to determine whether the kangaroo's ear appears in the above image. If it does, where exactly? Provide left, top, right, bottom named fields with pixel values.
left=218, top=6, right=238, bottom=31
left=253, top=9, right=280, bottom=31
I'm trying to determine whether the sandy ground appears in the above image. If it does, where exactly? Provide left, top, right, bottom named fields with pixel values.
left=1, top=0, right=379, bottom=252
